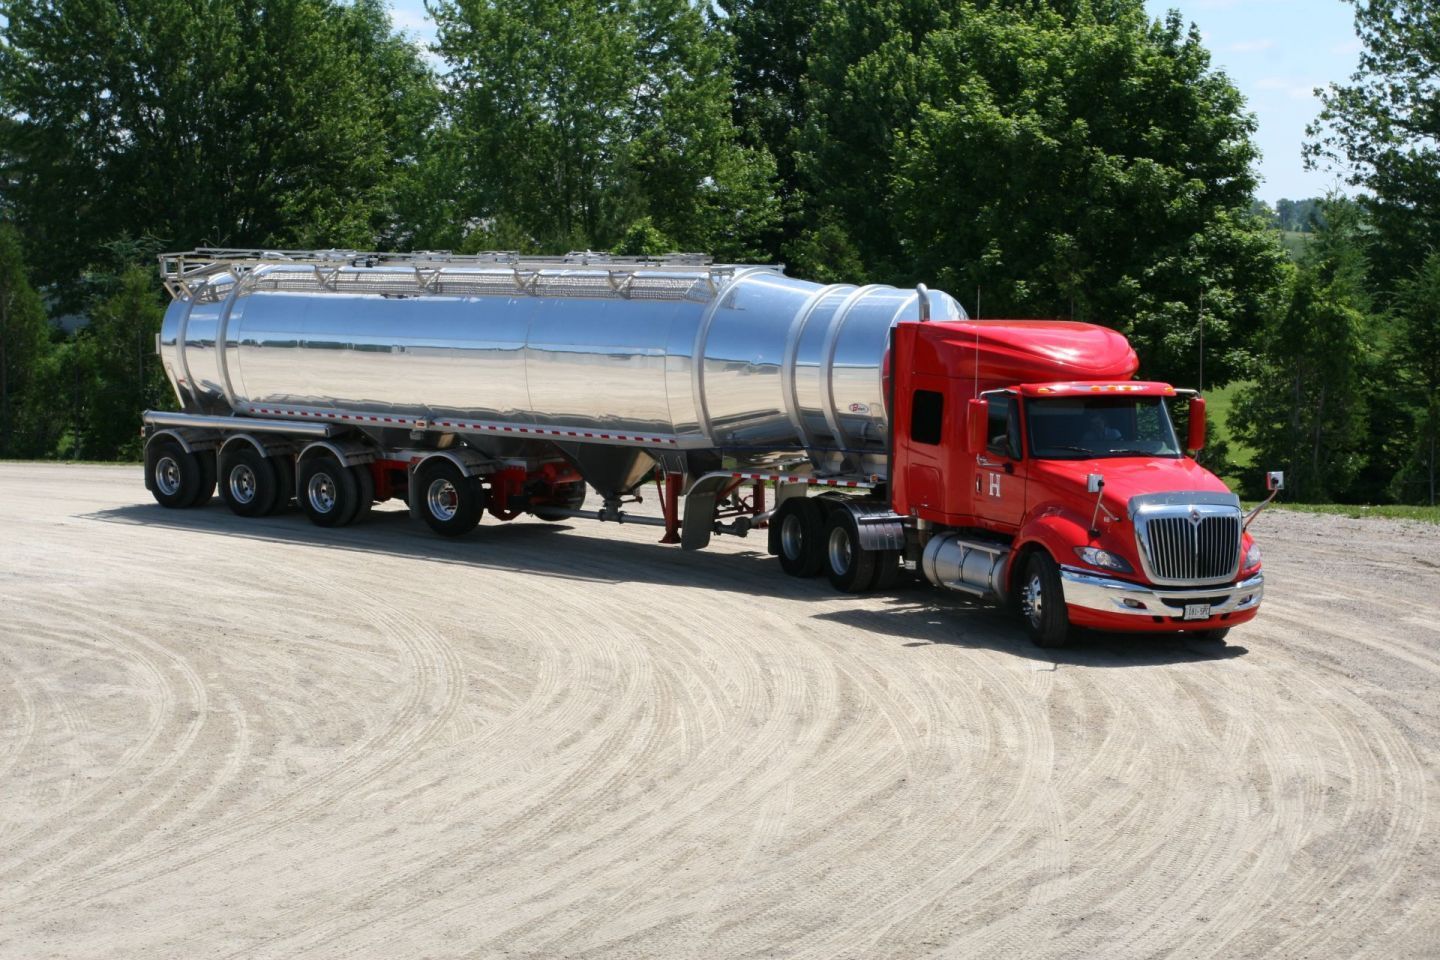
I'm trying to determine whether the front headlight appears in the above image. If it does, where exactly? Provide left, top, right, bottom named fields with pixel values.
left=1075, top=546, right=1133, bottom=573
left=1244, top=542, right=1262, bottom=569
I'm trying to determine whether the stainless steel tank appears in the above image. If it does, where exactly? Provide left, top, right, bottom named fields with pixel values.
left=159, top=255, right=966, bottom=466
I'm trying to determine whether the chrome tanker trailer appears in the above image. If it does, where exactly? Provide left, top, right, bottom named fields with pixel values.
left=144, top=249, right=1274, bottom=646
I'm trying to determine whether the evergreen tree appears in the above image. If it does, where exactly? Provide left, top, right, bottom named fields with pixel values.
left=1392, top=252, right=1440, bottom=504
left=1230, top=201, right=1375, bottom=501
left=0, top=223, right=52, bottom=457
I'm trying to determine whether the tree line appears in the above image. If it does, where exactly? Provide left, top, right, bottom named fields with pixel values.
left=0, top=0, right=1435, bottom=503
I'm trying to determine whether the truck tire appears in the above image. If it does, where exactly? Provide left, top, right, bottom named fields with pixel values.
left=299, top=454, right=362, bottom=528
left=270, top=455, right=296, bottom=513
left=147, top=437, right=203, bottom=509
left=219, top=446, right=279, bottom=518
left=870, top=550, right=902, bottom=591
left=193, top=450, right=217, bottom=507
left=1192, top=627, right=1230, bottom=643
left=1019, top=550, right=1071, bottom=648
left=532, top=481, right=586, bottom=521
left=414, top=458, right=484, bottom=537
left=775, top=498, right=825, bottom=577
left=351, top=463, right=375, bottom=524
left=825, top=510, right=877, bottom=593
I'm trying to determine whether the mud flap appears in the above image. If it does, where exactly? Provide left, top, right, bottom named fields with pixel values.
left=680, top=474, right=732, bottom=551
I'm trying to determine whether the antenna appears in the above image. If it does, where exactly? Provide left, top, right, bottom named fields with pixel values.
left=973, top=286, right=982, bottom=398
left=1197, top=289, right=1205, bottom=392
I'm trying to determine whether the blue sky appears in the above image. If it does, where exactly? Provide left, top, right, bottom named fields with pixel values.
left=1144, top=0, right=1361, bottom=203
left=389, top=0, right=1361, bottom=205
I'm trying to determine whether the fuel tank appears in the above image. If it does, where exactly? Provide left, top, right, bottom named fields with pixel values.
left=160, top=255, right=966, bottom=467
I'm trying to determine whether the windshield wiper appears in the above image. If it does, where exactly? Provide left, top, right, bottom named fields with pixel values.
left=1041, top=445, right=1100, bottom=456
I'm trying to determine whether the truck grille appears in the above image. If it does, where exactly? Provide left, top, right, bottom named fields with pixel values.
left=1141, top=513, right=1241, bottom=584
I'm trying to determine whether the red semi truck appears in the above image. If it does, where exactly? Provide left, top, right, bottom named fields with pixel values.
left=144, top=251, right=1279, bottom=647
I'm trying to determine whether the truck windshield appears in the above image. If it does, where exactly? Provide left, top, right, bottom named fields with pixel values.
left=1026, top=396, right=1182, bottom=460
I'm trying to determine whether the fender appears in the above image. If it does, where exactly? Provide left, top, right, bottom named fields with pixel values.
left=218, top=431, right=296, bottom=460
left=1010, top=503, right=1095, bottom=592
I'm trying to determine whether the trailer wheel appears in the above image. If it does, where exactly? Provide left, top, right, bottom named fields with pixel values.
left=299, top=454, right=362, bottom=527
left=1019, top=550, right=1071, bottom=648
left=194, top=450, right=217, bottom=507
left=351, top=463, right=375, bottom=524
left=219, top=446, right=279, bottom=518
left=532, top=481, right=586, bottom=521
left=415, top=459, right=484, bottom=537
left=269, top=455, right=296, bottom=513
left=147, top=437, right=203, bottom=509
left=824, top=510, right=878, bottom=593
left=775, top=498, right=825, bottom=577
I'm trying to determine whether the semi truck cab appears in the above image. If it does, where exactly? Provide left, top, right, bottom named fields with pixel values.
left=888, top=318, right=1274, bottom=647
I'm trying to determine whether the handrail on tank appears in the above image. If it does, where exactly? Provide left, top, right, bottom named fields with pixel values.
left=158, top=248, right=786, bottom=304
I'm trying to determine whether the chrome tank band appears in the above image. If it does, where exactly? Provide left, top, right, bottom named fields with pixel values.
left=159, top=265, right=966, bottom=460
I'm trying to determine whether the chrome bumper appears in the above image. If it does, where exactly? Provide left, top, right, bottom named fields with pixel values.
left=1059, top=567, right=1264, bottom=618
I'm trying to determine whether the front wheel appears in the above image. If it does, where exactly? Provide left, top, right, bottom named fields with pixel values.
left=1019, top=550, right=1071, bottom=648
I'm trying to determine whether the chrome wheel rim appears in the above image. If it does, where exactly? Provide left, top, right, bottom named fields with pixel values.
left=1021, top=574, right=1045, bottom=627
left=781, top=513, right=804, bottom=560
left=828, top=526, right=852, bottom=574
left=154, top=456, right=182, bottom=496
left=427, top=478, right=459, bottom=521
left=307, top=472, right=337, bottom=514
left=228, top=464, right=257, bottom=504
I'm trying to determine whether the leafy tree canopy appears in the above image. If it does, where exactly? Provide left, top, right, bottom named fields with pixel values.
left=799, top=1, right=1283, bottom=385
left=1307, top=0, right=1440, bottom=281
left=0, top=0, right=437, bottom=293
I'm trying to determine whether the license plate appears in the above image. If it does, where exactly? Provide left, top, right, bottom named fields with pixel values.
left=1183, top=604, right=1211, bottom=621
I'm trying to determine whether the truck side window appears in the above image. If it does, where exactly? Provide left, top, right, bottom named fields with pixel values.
left=986, top=394, right=1020, bottom=460
left=910, top=390, right=944, bottom=445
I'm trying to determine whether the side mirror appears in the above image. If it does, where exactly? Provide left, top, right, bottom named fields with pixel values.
left=1086, top=473, right=1104, bottom=494
left=1266, top=470, right=1285, bottom=492
left=965, top=399, right=989, bottom=456
left=1187, top=396, right=1207, bottom=452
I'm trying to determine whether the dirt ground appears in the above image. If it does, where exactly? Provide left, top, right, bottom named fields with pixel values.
left=0, top=461, right=1437, bottom=959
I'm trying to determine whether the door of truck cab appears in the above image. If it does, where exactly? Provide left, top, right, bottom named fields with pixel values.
left=974, top=389, right=1027, bottom=530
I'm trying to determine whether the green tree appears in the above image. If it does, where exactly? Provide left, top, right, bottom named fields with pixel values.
left=1392, top=252, right=1440, bottom=504
left=1230, top=201, right=1375, bottom=501
left=0, top=223, right=52, bottom=457
left=65, top=265, right=169, bottom=460
left=432, top=0, right=779, bottom=256
left=1306, top=0, right=1440, bottom=283
left=0, top=0, right=436, bottom=292
left=798, top=2, right=1283, bottom=385
left=716, top=0, right=821, bottom=242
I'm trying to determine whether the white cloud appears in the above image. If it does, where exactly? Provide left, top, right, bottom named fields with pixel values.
left=1256, top=76, right=1322, bottom=101
left=1227, top=39, right=1276, bottom=54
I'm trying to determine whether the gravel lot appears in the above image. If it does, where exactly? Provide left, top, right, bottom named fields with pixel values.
left=1, top=462, right=1436, bottom=959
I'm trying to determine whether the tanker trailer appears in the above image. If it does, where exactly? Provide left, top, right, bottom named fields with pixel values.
left=143, top=249, right=1274, bottom=647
